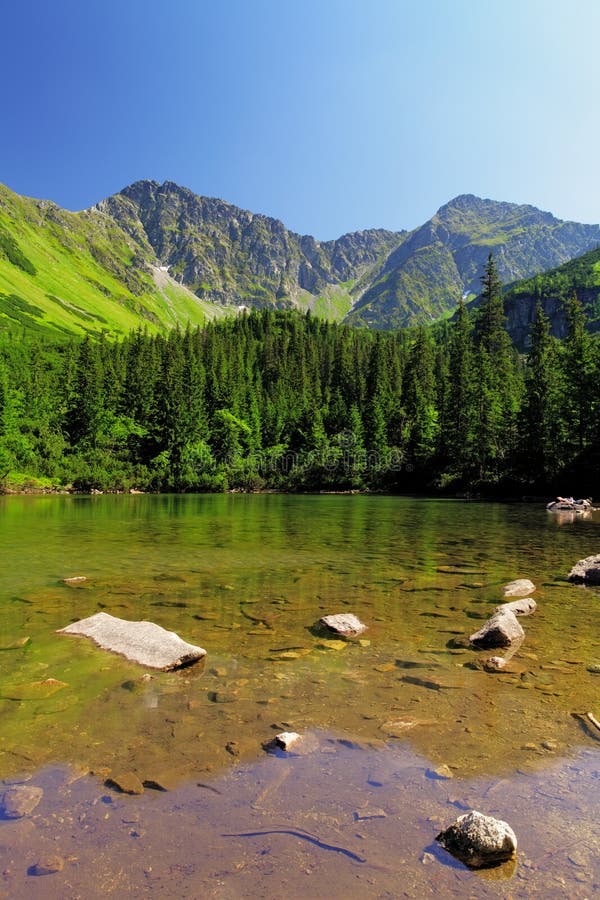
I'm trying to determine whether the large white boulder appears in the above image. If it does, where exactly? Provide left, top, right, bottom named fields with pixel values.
left=58, top=612, right=206, bottom=671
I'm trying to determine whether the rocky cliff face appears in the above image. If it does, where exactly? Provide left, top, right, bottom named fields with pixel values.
left=99, top=181, right=402, bottom=309
left=93, top=182, right=600, bottom=331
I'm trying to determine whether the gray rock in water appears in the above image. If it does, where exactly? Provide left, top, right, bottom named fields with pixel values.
left=567, top=554, right=600, bottom=584
left=483, top=656, right=509, bottom=671
left=1, top=785, right=43, bottom=818
left=495, top=598, right=537, bottom=616
left=58, top=612, right=206, bottom=670
left=319, top=613, right=367, bottom=636
left=502, top=579, right=536, bottom=597
left=275, top=731, right=301, bottom=751
left=436, top=810, right=517, bottom=868
left=469, top=610, right=524, bottom=650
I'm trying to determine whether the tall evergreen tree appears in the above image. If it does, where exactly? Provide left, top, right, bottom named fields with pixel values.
left=443, top=298, right=476, bottom=479
left=473, top=254, right=523, bottom=482
left=561, top=293, right=596, bottom=455
left=522, top=301, right=566, bottom=481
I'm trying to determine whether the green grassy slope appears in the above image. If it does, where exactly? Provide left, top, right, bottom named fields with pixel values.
left=0, top=184, right=227, bottom=338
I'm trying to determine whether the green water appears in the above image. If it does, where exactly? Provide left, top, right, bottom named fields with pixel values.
left=1, top=494, right=599, bottom=897
left=1, top=494, right=598, bottom=781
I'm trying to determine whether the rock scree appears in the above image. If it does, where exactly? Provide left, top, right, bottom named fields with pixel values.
left=436, top=810, right=517, bottom=868
left=58, top=612, right=206, bottom=670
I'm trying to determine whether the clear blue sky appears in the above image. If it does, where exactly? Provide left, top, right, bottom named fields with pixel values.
left=2, top=0, right=599, bottom=238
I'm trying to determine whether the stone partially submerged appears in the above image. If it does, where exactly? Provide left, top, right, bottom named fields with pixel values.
left=469, top=609, right=524, bottom=650
left=319, top=613, right=367, bottom=636
left=495, top=598, right=537, bottom=616
left=567, top=554, right=600, bottom=585
left=58, top=612, right=206, bottom=671
left=436, top=810, right=517, bottom=868
left=502, top=579, right=536, bottom=598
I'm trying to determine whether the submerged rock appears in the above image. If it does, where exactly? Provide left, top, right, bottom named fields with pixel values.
left=58, top=612, right=206, bottom=670
left=1, top=785, right=43, bottom=818
left=0, top=636, right=31, bottom=651
left=436, top=810, right=517, bottom=868
left=502, top=579, right=536, bottom=597
left=275, top=731, right=301, bottom=751
left=567, top=554, right=600, bottom=585
left=469, top=610, right=524, bottom=650
left=496, top=598, right=537, bottom=616
left=29, top=855, right=64, bottom=876
left=62, top=576, right=87, bottom=585
left=319, top=613, right=367, bottom=636
left=106, top=772, right=144, bottom=795
left=426, top=764, right=454, bottom=780
left=483, top=656, right=509, bottom=671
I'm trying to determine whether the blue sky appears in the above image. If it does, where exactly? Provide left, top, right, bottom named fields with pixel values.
left=2, top=0, right=599, bottom=238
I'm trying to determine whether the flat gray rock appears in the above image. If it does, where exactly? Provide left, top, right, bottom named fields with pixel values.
left=58, top=612, right=206, bottom=671
left=495, top=598, right=537, bottom=616
left=436, top=810, right=517, bottom=868
left=502, top=579, right=536, bottom=597
left=319, top=613, right=367, bottom=636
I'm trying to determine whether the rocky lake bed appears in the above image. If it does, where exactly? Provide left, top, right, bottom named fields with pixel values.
left=0, top=494, right=599, bottom=896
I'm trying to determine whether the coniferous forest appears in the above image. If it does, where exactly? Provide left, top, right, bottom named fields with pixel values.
left=1, top=257, right=599, bottom=498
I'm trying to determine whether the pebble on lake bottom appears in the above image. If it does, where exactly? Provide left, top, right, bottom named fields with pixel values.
left=29, top=855, right=64, bottom=876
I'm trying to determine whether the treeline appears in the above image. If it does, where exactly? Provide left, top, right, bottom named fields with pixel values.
left=1, top=256, right=599, bottom=495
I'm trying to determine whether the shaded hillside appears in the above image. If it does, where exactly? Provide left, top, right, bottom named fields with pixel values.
left=501, top=245, right=600, bottom=346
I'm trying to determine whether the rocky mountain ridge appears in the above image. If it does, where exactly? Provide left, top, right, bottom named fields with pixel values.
left=2, top=178, right=600, bottom=338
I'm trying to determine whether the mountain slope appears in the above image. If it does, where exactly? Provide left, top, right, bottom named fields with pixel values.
left=99, top=180, right=403, bottom=315
left=346, top=194, right=600, bottom=328
left=0, top=183, right=226, bottom=338
left=2, top=180, right=600, bottom=338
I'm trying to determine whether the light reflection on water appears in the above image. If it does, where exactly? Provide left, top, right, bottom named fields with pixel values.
left=1, top=494, right=599, bottom=895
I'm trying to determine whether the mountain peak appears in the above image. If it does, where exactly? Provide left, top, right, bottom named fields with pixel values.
left=434, top=193, right=557, bottom=230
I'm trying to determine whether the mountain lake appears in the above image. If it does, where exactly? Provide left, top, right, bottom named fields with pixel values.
left=0, top=493, right=598, bottom=898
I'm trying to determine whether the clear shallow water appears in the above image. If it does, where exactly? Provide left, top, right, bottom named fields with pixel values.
left=0, top=494, right=599, bottom=896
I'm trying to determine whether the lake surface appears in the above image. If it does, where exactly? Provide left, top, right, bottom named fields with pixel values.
left=0, top=494, right=598, bottom=897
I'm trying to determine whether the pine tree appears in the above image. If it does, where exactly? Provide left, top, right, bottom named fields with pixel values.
left=522, top=301, right=566, bottom=481
left=561, top=293, right=596, bottom=455
left=473, top=254, right=522, bottom=482
left=443, top=298, right=476, bottom=479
